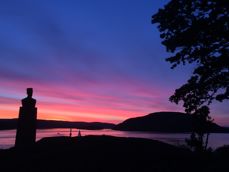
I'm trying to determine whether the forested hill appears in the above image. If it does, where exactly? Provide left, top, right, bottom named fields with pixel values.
left=114, top=112, right=229, bottom=133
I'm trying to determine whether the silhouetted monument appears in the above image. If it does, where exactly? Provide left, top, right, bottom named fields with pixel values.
left=15, top=88, right=37, bottom=147
left=69, top=128, right=72, bottom=137
left=78, top=130, right=81, bottom=137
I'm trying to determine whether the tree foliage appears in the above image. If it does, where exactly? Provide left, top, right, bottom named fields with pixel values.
left=152, top=0, right=229, bottom=151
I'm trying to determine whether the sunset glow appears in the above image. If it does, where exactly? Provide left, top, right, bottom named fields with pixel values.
left=0, top=0, right=228, bottom=126
left=0, top=81, right=184, bottom=123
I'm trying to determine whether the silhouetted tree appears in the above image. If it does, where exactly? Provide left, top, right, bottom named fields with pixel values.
left=152, top=0, right=229, bottom=152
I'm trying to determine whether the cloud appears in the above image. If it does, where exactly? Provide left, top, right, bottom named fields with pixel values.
left=0, top=0, right=228, bottom=124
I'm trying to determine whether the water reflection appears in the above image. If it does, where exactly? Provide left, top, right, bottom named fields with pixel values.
left=0, top=129, right=229, bottom=149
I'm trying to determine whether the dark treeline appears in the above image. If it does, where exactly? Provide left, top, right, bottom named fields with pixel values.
left=0, top=119, right=115, bottom=130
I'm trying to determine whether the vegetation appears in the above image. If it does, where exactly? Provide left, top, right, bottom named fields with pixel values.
left=152, top=0, right=229, bottom=152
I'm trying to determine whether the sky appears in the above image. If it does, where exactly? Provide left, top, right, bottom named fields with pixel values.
left=0, top=0, right=228, bottom=126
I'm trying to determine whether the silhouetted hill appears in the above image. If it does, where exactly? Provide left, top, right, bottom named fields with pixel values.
left=114, top=112, right=229, bottom=133
left=0, top=135, right=229, bottom=172
left=0, top=136, right=193, bottom=172
left=0, top=119, right=115, bottom=130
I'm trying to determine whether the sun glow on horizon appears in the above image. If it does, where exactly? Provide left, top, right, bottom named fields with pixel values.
left=0, top=0, right=228, bottom=126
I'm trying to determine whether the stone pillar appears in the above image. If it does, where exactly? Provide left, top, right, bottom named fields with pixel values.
left=15, top=88, right=37, bottom=148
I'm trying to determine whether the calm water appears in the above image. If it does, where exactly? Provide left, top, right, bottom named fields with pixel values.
left=1, top=129, right=229, bottom=149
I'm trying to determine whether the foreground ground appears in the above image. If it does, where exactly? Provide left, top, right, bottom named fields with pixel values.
left=0, top=135, right=229, bottom=172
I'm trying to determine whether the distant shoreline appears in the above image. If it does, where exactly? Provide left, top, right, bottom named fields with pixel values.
left=1, top=118, right=229, bottom=133
left=0, top=118, right=115, bottom=130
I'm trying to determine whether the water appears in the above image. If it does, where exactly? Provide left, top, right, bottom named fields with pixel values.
left=1, top=129, right=229, bottom=149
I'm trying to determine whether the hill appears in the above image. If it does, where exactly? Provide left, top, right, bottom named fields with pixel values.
left=114, top=112, right=229, bottom=133
left=1, top=135, right=229, bottom=171
left=0, top=119, right=115, bottom=130
left=0, top=136, right=196, bottom=172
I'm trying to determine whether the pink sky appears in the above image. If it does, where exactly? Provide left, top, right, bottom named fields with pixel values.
left=0, top=0, right=228, bottom=126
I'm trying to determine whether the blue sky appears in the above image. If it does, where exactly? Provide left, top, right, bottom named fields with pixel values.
left=0, top=0, right=228, bottom=125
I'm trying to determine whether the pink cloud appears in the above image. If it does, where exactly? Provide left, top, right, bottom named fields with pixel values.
left=0, top=71, right=185, bottom=123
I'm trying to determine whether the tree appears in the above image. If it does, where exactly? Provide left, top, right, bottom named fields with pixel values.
left=152, top=0, right=229, bottom=152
